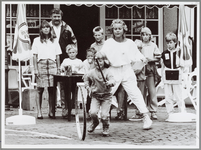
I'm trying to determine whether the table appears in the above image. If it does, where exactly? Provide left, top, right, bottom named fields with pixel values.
left=52, top=74, right=83, bottom=121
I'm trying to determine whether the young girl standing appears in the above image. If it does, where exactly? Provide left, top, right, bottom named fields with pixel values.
left=140, top=27, right=161, bottom=120
left=84, top=52, right=115, bottom=136
left=100, top=19, right=152, bottom=130
left=32, top=20, right=62, bottom=119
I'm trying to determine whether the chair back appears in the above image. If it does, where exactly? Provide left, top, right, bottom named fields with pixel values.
left=8, top=69, right=18, bottom=89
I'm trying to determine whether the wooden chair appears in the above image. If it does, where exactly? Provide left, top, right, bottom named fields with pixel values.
left=183, top=69, right=197, bottom=111
left=8, top=68, right=34, bottom=106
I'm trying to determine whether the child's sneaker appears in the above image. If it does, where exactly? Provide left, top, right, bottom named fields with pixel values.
left=102, top=119, right=109, bottom=136
left=129, top=114, right=143, bottom=121
left=95, top=118, right=101, bottom=129
left=62, top=109, right=68, bottom=118
left=151, top=112, right=157, bottom=120
left=87, top=122, right=99, bottom=133
left=102, top=127, right=109, bottom=136
left=143, top=114, right=152, bottom=130
left=95, top=124, right=101, bottom=129
left=115, top=109, right=124, bottom=120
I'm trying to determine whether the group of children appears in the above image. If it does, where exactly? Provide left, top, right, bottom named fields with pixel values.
left=59, top=19, right=186, bottom=136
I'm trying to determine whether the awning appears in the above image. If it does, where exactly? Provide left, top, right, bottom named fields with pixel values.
left=65, top=4, right=197, bottom=9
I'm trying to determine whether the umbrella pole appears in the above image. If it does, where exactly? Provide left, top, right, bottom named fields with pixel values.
left=6, top=58, right=36, bottom=125
left=18, top=59, right=23, bottom=115
left=6, top=57, right=36, bottom=125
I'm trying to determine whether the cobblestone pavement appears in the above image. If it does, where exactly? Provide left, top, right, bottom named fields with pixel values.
left=2, top=104, right=199, bottom=148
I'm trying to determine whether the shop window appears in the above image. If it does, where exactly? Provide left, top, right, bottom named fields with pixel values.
left=105, top=5, right=160, bottom=43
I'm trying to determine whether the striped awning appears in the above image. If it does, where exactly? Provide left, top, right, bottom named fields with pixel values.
left=65, top=4, right=197, bottom=9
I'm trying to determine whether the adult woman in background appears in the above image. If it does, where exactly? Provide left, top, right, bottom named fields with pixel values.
left=32, top=20, right=62, bottom=119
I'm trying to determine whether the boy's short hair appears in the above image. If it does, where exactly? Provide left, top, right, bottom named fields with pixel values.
left=165, top=32, right=177, bottom=43
left=66, top=45, right=77, bottom=53
left=93, top=26, right=104, bottom=35
left=50, top=8, right=63, bottom=17
left=86, top=47, right=97, bottom=56
left=95, top=52, right=110, bottom=68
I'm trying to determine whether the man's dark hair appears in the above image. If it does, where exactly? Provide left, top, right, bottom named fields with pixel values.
left=50, top=8, right=63, bottom=17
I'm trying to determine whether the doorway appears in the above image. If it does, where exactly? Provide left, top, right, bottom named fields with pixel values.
left=60, top=4, right=100, bottom=61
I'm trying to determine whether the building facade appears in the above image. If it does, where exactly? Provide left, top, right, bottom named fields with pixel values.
left=5, top=3, right=197, bottom=70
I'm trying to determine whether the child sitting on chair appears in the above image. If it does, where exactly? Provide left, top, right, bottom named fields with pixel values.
left=161, top=32, right=186, bottom=120
left=60, top=45, right=83, bottom=118
left=83, top=52, right=115, bottom=136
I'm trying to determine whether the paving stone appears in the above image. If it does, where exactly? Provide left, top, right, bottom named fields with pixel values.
left=3, top=105, right=197, bottom=147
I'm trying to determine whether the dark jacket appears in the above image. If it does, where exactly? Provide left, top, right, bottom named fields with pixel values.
left=161, top=49, right=181, bottom=69
left=50, top=21, right=77, bottom=63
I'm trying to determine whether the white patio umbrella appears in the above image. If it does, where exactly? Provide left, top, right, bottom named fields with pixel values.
left=6, top=4, right=35, bottom=125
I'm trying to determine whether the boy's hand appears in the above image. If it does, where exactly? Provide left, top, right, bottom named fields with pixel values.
left=61, top=67, right=65, bottom=72
left=85, top=86, right=91, bottom=96
left=105, top=81, right=115, bottom=88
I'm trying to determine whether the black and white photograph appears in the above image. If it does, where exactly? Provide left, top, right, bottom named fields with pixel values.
left=1, top=1, right=199, bottom=149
